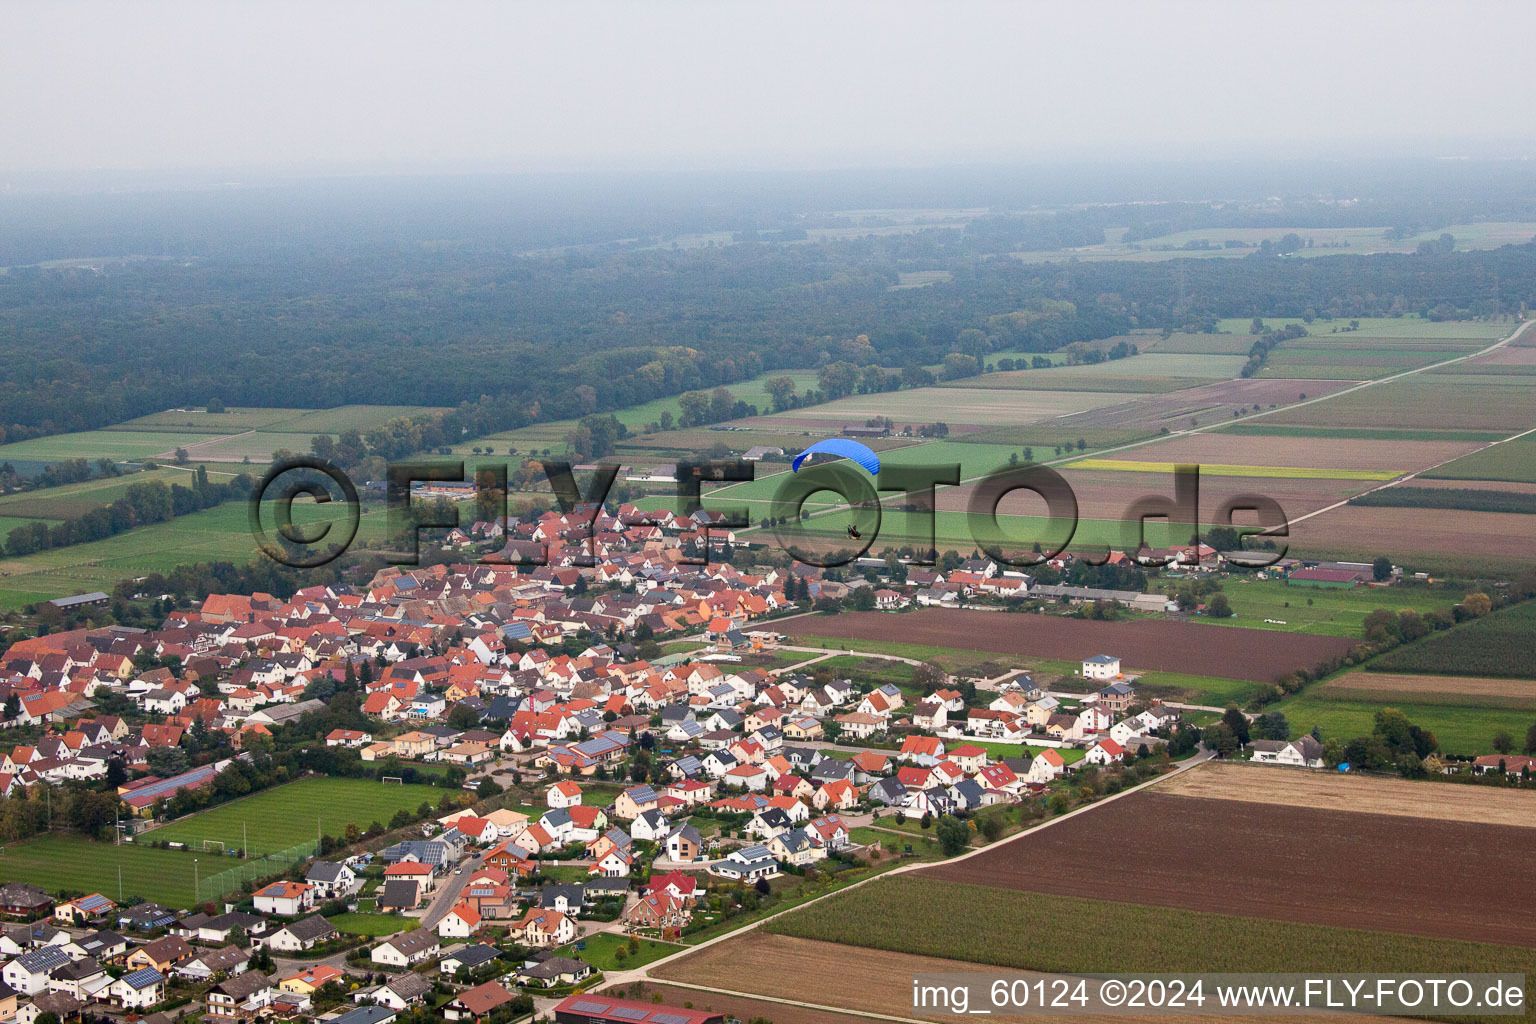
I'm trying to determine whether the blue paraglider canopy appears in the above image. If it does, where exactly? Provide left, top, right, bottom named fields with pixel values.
left=1337, top=762, right=1351, bottom=772
left=791, top=439, right=881, bottom=475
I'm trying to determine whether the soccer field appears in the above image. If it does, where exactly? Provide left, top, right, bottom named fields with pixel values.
left=0, top=777, right=443, bottom=906
left=147, top=776, right=440, bottom=855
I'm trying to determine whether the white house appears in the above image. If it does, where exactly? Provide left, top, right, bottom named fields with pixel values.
left=372, top=932, right=441, bottom=968
left=436, top=903, right=482, bottom=940
left=1249, top=736, right=1324, bottom=768
left=1028, top=748, right=1066, bottom=784
left=1082, top=654, right=1121, bottom=681
left=1083, top=738, right=1124, bottom=765
left=109, top=967, right=166, bottom=1009
left=252, top=881, right=314, bottom=916
left=3, top=947, right=72, bottom=995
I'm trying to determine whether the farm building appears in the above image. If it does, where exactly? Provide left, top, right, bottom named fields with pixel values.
left=1285, top=567, right=1360, bottom=588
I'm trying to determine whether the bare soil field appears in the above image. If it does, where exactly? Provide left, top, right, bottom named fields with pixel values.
left=1322, top=671, right=1536, bottom=707
left=650, top=933, right=1377, bottom=1024
left=1464, top=345, right=1536, bottom=366
left=937, top=471, right=1360, bottom=522
left=659, top=932, right=1430, bottom=1024
left=1291, top=505, right=1536, bottom=564
left=789, top=609, right=1356, bottom=683
left=737, top=387, right=1135, bottom=432
left=1160, top=761, right=1536, bottom=827
left=1102, top=434, right=1480, bottom=473
left=1054, top=378, right=1353, bottom=433
left=620, top=977, right=914, bottom=1024
left=1265, top=379, right=1536, bottom=431
left=919, top=789, right=1536, bottom=946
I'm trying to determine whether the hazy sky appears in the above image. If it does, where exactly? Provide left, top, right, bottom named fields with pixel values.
left=5, top=0, right=1535, bottom=175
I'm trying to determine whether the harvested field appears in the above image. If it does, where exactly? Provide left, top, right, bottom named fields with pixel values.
left=1064, top=459, right=1398, bottom=481
left=1322, top=671, right=1536, bottom=710
left=738, top=387, right=1134, bottom=432
left=648, top=933, right=1409, bottom=1024
left=788, top=609, right=1356, bottom=683
left=1264, top=379, right=1536, bottom=432
left=1421, top=436, right=1536, bottom=484
left=1462, top=345, right=1536, bottom=366
left=619, top=979, right=917, bottom=1024
left=918, top=788, right=1536, bottom=946
left=1097, top=433, right=1481, bottom=473
left=1052, top=378, right=1352, bottom=434
left=937, top=470, right=1361, bottom=523
left=1159, top=761, right=1536, bottom=827
left=1289, top=505, right=1536, bottom=567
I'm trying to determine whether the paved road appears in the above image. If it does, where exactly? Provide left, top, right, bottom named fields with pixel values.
left=418, top=851, right=484, bottom=929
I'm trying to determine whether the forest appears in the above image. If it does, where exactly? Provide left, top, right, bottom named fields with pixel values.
left=2, top=166, right=1534, bottom=449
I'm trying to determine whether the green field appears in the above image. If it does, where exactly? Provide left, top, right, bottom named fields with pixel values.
left=1421, top=436, right=1536, bottom=484
left=611, top=371, right=823, bottom=431
left=1160, top=578, right=1465, bottom=638
left=0, top=496, right=397, bottom=610
left=0, top=778, right=442, bottom=906
left=0, top=834, right=207, bottom=906
left=147, top=777, right=439, bottom=855
left=1368, top=601, right=1536, bottom=679
left=1272, top=692, right=1533, bottom=755
left=766, top=876, right=1536, bottom=979
left=0, top=467, right=214, bottom=521
left=113, top=407, right=312, bottom=432
left=0, top=430, right=219, bottom=463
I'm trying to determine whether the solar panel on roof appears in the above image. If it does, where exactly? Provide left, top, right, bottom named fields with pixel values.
left=652, top=1014, right=693, bottom=1024
left=610, top=1008, right=650, bottom=1021
left=567, top=999, right=609, bottom=1012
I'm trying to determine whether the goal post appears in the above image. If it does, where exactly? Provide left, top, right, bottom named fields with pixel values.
left=202, top=839, right=225, bottom=854
left=381, top=776, right=404, bottom=786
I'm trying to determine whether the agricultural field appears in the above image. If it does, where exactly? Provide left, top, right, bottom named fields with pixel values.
left=1133, top=331, right=1259, bottom=355
left=917, top=786, right=1536, bottom=946
left=1160, top=762, right=1536, bottom=826
left=1272, top=693, right=1532, bottom=755
left=112, top=407, right=312, bottom=432
left=1101, top=432, right=1481, bottom=474
left=1218, top=423, right=1509, bottom=442
left=1287, top=504, right=1536, bottom=574
left=606, top=370, right=823, bottom=431
left=145, top=777, right=440, bottom=854
left=619, top=979, right=902, bottom=1024
left=1262, top=378, right=1536, bottom=432
left=1368, top=601, right=1536, bottom=679
left=0, top=496, right=395, bottom=610
left=1064, top=458, right=1398, bottom=481
left=1320, top=671, right=1536, bottom=711
left=1047, top=377, right=1352, bottom=436
left=760, top=874, right=1536, bottom=975
left=1155, top=577, right=1464, bottom=638
left=737, top=386, right=1136, bottom=433
left=951, top=352, right=1253, bottom=384
left=0, top=467, right=219, bottom=521
left=0, top=430, right=219, bottom=464
left=788, top=610, right=1357, bottom=683
left=1421, top=436, right=1536, bottom=484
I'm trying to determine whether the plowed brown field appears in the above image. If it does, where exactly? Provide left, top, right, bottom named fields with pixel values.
left=790, top=609, right=1356, bottom=683
left=919, top=789, right=1536, bottom=946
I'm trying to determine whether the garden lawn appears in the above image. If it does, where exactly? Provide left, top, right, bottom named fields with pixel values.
left=563, top=933, right=682, bottom=971
left=326, top=913, right=417, bottom=937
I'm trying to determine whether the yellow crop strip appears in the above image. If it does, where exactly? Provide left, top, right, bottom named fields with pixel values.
left=1064, top=459, right=1401, bottom=481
